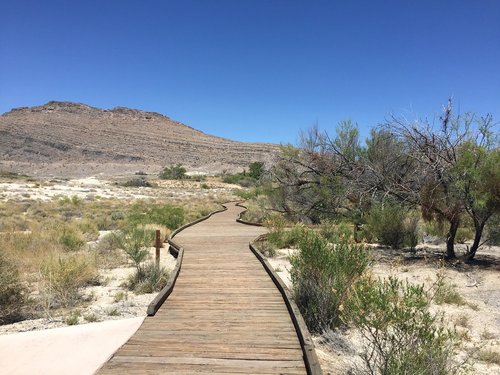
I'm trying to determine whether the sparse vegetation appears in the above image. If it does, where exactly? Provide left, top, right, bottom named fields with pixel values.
left=477, top=349, right=500, bottom=365
left=347, top=276, right=463, bottom=375
left=120, top=177, right=154, bottom=187
left=159, top=164, right=187, bottom=180
left=0, top=253, right=26, bottom=324
left=433, top=272, right=468, bottom=306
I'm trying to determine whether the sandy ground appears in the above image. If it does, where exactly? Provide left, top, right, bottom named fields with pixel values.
left=0, top=317, right=144, bottom=375
left=0, top=176, right=237, bottom=202
left=267, top=244, right=500, bottom=375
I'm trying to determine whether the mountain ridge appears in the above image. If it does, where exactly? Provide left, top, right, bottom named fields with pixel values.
left=0, top=101, right=277, bottom=177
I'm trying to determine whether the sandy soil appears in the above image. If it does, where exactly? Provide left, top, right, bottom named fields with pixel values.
left=267, top=244, right=500, bottom=375
left=0, top=176, right=237, bottom=202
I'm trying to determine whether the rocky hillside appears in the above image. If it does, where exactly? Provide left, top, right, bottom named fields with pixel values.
left=0, top=101, right=277, bottom=177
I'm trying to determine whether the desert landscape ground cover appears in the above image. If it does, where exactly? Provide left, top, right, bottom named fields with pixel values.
left=1, top=100, right=498, bottom=375
left=0, top=172, right=236, bottom=334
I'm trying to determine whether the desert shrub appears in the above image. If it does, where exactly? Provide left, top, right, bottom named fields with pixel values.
left=126, top=203, right=184, bottom=230
left=128, top=262, right=169, bottom=294
left=159, top=164, right=186, bottom=180
left=255, top=239, right=277, bottom=257
left=120, top=178, right=153, bottom=187
left=264, top=214, right=288, bottom=249
left=455, top=227, right=474, bottom=244
left=222, top=172, right=246, bottom=185
left=58, top=224, right=86, bottom=251
left=423, top=219, right=449, bottom=238
left=64, top=309, right=81, bottom=325
left=58, top=195, right=82, bottom=206
left=234, top=186, right=263, bottom=200
left=0, top=253, right=26, bottom=324
left=284, top=224, right=308, bottom=248
left=346, top=276, right=463, bottom=375
left=319, top=220, right=354, bottom=243
left=477, top=349, right=500, bottom=365
left=114, top=227, right=154, bottom=280
left=77, top=219, right=99, bottom=241
left=366, top=203, right=421, bottom=249
left=432, top=272, right=467, bottom=306
left=39, top=253, right=98, bottom=308
left=290, top=230, right=369, bottom=332
left=95, top=232, right=126, bottom=268
left=239, top=195, right=269, bottom=224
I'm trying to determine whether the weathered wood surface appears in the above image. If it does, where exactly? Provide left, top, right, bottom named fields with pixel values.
left=99, top=202, right=307, bottom=374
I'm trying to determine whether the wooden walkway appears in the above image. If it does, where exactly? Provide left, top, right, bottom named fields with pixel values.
left=98, top=202, right=308, bottom=374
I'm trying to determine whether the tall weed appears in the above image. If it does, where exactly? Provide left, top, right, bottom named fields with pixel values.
left=39, top=253, right=98, bottom=309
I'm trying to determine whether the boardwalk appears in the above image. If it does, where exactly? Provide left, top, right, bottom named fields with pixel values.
left=99, top=202, right=308, bottom=374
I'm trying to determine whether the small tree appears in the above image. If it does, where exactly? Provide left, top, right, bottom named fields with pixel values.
left=378, top=100, right=497, bottom=259
left=159, top=164, right=186, bottom=180
left=454, top=137, right=500, bottom=261
left=248, top=161, right=265, bottom=180
left=115, top=227, right=154, bottom=282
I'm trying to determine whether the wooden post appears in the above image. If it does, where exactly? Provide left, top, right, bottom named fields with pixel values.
left=155, top=229, right=161, bottom=268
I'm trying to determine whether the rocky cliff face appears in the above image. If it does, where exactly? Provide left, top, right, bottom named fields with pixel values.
left=0, top=101, right=277, bottom=177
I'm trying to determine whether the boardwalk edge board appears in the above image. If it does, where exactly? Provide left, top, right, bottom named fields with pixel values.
left=236, top=202, right=322, bottom=375
left=235, top=201, right=265, bottom=226
left=146, top=204, right=228, bottom=316
left=248, top=242, right=323, bottom=375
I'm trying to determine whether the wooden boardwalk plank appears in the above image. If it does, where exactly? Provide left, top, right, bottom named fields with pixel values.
left=98, top=203, right=307, bottom=374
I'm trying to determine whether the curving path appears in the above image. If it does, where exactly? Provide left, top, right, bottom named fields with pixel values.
left=98, top=202, right=308, bottom=374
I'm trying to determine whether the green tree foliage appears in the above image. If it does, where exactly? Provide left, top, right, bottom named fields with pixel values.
left=248, top=161, right=265, bottom=180
left=453, top=139, right=500, bottom=260
left=159, top=164, right=187, bottom=180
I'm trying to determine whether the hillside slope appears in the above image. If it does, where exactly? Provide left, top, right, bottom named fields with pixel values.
left=0, top=101, right=277, bottom=177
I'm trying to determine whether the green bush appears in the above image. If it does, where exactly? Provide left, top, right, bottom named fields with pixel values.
left=59, top=225, right=86, bottom=251
left=0, top=254, right=26, bottom=324
left=121, top=178, right=153, bottom=187
left=290, top=230, right=369, bottom=332
left=347, top=276, right=463, bottom=375
left=159, top=164, right=186, bottom=180
left=126, top=203, right=185, bottom=230
left=264, top=214, right=288, bottom=249
left=115, top=227, right=154, bottom=281
left=366, top=203, right=421, bottom=249
left=319, top=220, right=354, bottom=243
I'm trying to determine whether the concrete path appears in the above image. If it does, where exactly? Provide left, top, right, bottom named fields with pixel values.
left=0, top=317, right=144, bottom=375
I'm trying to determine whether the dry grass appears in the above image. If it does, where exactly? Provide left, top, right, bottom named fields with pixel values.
left=0, top=190, right=227, bottom=325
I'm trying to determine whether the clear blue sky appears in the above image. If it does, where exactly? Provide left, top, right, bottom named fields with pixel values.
left=1, top=1, right=499, bottom=144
